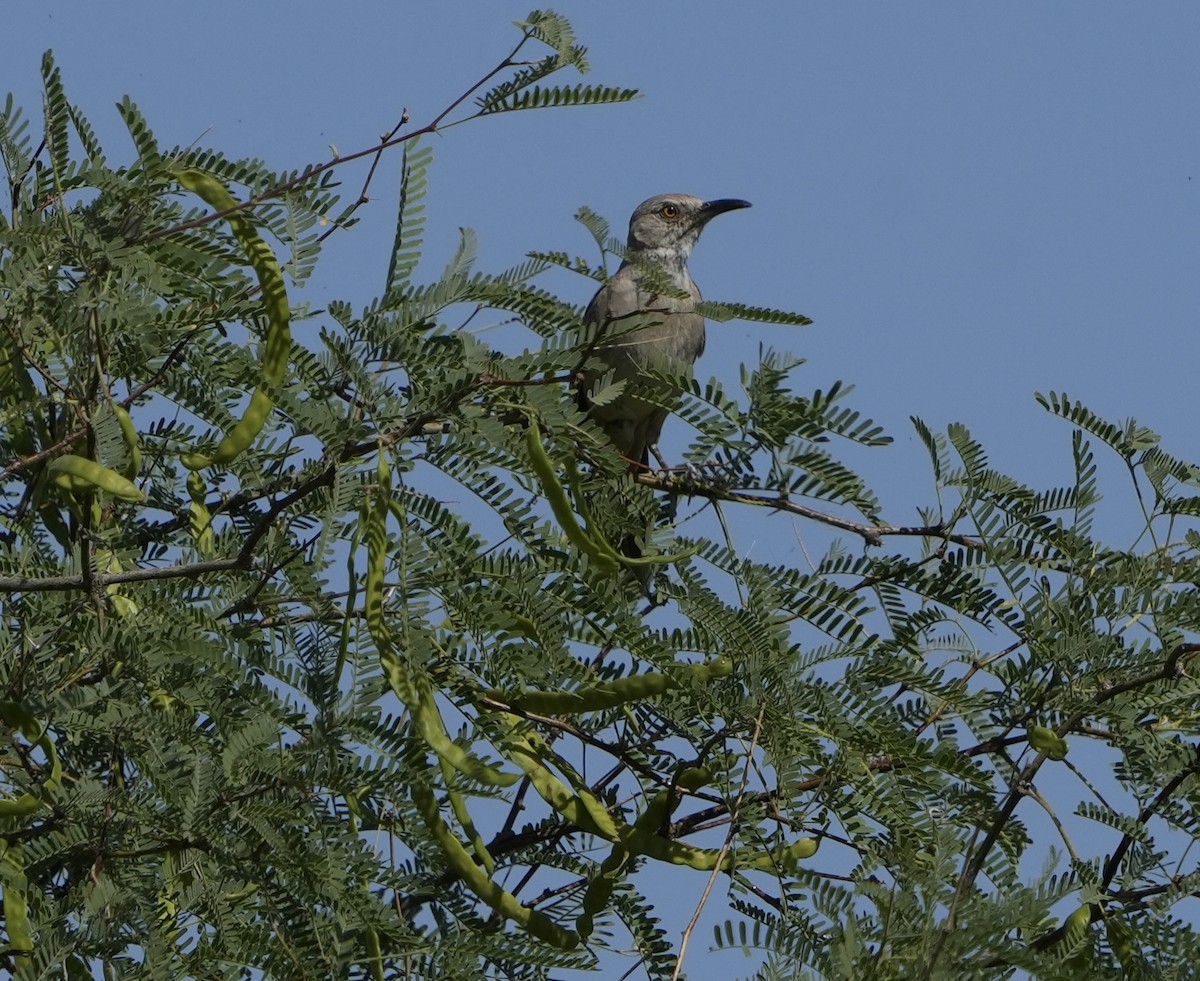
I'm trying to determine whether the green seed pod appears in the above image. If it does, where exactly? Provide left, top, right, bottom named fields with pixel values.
left=364, top=457, right=421, bottom=704
left=576, top=837, right=631, bottom=937
left=780, top=837, right=819, bottom=864
left=1061, top=904, right=1093, bottom=973
left=0, top=787, right=41, bottom=818
left=95, top=547, right=140, bottom=618
left=48, top=454, right=143, bottom=502
left=522, top=730, right=622, bottom=839
left=503, top=713, right=816, bottom=890
left=222, top=882, right=260, bottom=903
left=578, top=787, right=679, bottom=937
left=148, top=688, right=185, bottom=713
left=1028, top=725, right=1069, bottom=761
left=412, top=778, right=578, bottom=950
left=439, top=758, right=495, bottom=875
left=622, top=825, right=818, bottom=873
left=502, top=721, right=618, bottom=840
left=1063, top=905, right=1091, bottom=936
left=176, top=169, right=291, bottom=470
left=675, top=765, right=712, bottom=791
left=1, top=841, right=33, bottom=957
left=563, top=453, right=699, bottom=569
left=366, top=458, right=514, bottom=787
left=525, top=418, right=620, bottom=576
left=0, top=701, right=62, bottom=817
left=413, top=684, right=517, bottom=788
left=525, top=415, right=701, bottom=574
left=687, top=656, right=734, bottom=682
left=112, top=403, right=141, bottom=480
left=186, top=471, right=216, bottom=556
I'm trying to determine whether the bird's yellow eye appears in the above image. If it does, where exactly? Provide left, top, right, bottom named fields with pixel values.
left=660, top=204, right=679, bottom=220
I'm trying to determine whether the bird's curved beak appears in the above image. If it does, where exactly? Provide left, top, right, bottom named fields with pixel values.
left=700, top=198, right=752, bottom=219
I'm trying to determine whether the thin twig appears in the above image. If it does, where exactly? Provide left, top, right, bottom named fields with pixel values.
left=135, top=33, right=537, bottom=246
left=671, top=706, right=765, bottom=981
left=635, top=471, right=977, bottom=549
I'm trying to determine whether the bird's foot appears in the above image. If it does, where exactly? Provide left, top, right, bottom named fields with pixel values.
left=645, top=444, right=708, bottom=482
left=647, top=443, right=672, bottom=473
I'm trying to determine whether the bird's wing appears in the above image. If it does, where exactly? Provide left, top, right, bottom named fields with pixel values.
left=585, top=266, right=704, bottom=376
left=579, top=266, right=706, bottom=465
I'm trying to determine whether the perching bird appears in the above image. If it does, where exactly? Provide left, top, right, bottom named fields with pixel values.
left=579, top=194, right=751, bottom=469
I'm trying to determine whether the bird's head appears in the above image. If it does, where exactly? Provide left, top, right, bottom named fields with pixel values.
left=626, top=195, right=751, bottom=261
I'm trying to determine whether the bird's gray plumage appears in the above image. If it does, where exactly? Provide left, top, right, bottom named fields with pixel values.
left=580, top=194, right=751, bottom=467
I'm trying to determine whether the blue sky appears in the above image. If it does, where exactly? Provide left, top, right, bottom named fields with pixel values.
left=10, top=3, right=1200, bottom=977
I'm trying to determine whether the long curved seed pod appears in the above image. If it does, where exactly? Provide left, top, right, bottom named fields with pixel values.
left=412, top=779, right=578, bottom=949
left=527, top=416, right=700, bottom=573
left=438, top=756, right=495, bottom=875
left=501, top=721, right=617, bottom=840
left=577, top=788, right=677, bottom=937
left=563, top=453, right=700, bottom=568
left=48, top=454, right=143, bottom=502
left=412, top=683, right=518, bottom=788
left=344, top=791, right=385, bottom=981
left=367, top=457, right=515, bottom=786
left=175, top=169, right=291, bottom=470
left=112, top=403, right=141, bottom=481
left=621, top=824, right=818, bottom=871
left=526, top=417, right=620, bottom=576
left=0, top=702, right=63, bottom=817
left=186, top=471, right=215, bottom=556
left=0, top=841, right=33, bottom=961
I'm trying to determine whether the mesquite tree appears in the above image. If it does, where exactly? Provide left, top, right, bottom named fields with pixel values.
left=2, top=12, right=1199, bottom=981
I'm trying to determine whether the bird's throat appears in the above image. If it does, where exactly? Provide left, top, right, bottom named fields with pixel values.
left=637, top=246, right=694, bottom=291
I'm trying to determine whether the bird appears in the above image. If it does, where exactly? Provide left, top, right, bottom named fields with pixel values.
left=579, top=194, right=751, bottom=470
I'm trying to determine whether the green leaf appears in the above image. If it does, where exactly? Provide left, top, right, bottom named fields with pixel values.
left=697, top=300, right=813, bottom=326
left=385, top=139, right=432, bottom=293
left=479, top=82, right=640, bottom=115
left=41, top=51, right=70, bottom=180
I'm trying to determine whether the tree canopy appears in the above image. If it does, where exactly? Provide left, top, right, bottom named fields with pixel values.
left=2, top=12, right=1199, bottom=980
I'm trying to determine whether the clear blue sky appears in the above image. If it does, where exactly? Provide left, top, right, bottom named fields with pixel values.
left=10, top=3, right=1200, bottom=977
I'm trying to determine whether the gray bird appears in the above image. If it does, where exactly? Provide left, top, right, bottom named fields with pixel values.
left=580, top=194, right=751, bottom=468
